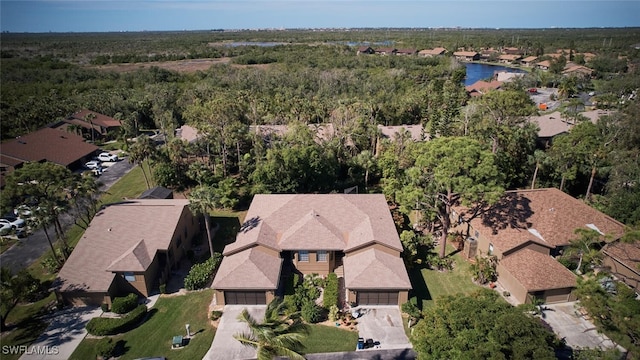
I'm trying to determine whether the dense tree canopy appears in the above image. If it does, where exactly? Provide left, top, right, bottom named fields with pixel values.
left=411, top=289, right=558, bottom=360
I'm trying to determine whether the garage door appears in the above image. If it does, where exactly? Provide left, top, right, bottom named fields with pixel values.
left=224, top=291, right=266, bottom=305
left=357, top=291, right=398, bottom=305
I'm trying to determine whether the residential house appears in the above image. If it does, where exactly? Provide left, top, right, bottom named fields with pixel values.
left=602, top=241, right=640, bottom=294
left=376, top=124, right=428, bottom=155
left=480, top=48, right=499, bottom=61
left=59, top=109, right=122, bottom=140
left=502, top=47, right=523, bottom=55
left=374, top=47, right=397, bottom=55
left=357, top=46, right=374, bottom=55
left=536, top=60, right=552, bottom=70
left=498, top=54, right=522, bottom=64
left=452, top=188, right=625, bottom=304
left=212, top=194, right=412, bottom=306
left=562, top=64, right=594, bottom=77
left=395, top=48, right=417, bottom=56
left=175, top=124, right=202, bottom=143
left=521, top=56, right=538, bottom=66
left=453, top=51, right=480, bottom=62
left=0, top=127, right=99, bottom=187
left=528, top=111, right=572, bottom=147
left=465, top=80, right=503, bottom=97
left=418, top=47, right=446, bottom=57
left=250, top=124, right=337, bottom=145
left=55, top=200, right=199, bottom=306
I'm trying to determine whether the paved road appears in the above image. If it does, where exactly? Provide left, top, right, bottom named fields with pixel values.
left=0, top=159, right=134, bottom=273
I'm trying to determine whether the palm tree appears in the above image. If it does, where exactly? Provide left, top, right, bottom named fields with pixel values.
left=129, top=135, right=156, bottom=189
left=30, top=206, right=63, bottom=267
left=234, top=298, right=309, bottom=360
left=188, top=185, right=218, bottom=259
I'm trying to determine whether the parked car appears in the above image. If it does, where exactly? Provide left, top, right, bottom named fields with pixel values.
left=14, top=205, right=33, bottom=218
left=97, top=152, right=118, bottom=162
left=0, top=216, right=26, bottom=230
left=0, top=221, right=12, bottom=236
left=85, top=160, right=102, bottom=170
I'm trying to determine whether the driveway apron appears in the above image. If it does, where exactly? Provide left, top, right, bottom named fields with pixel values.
left=204, top=305, right=266, bottom=360
left=354, top=306, right=412, bottom=350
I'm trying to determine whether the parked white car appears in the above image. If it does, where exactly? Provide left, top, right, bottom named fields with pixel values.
left=97, top=152, right=118, bottom=162
left=86, top=160, right=102, bottom=170
left=0, top=217, right=26, bottom=230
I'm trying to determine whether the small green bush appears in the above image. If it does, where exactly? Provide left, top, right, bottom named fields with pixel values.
left=184, top=253, right=222, bottom=291
left=111, top=293, right=138, bottom=314
left=95, top=337, right=116, bottom=359
left=301, top=300, right=321, bottom=323
left=86, top=304, right=147, bottom=335
left=323, top=273, right=339, bottom=309
left=101, top=303, right=109, bottom=312
left=210, top=310, right=223, bottom=321
left=401, top=301, right=421, bottom=319
left=328, top=304, right=340, bottom=322
left=159, top=283, right=167, bottom=294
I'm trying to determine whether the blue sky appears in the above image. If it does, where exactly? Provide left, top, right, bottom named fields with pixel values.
left=1, top=1, right=639, bottom=33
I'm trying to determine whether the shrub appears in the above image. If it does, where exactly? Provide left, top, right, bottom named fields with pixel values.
left=111, top=293, right=138, bottom=314
left=159, top=283, right=167, bottom=294
left=184, top=253, right=222, bottom=291
left=301, top=300, right=321, bottom=323
left=323, top=273, right=339, bottom=309
left=86, top=305, right=147, bottom=335
left=96, top=337, right=116, bottom=359
left=328, top=304, right=340, bottom=322
left=210, top=310, right=223, bottom=321
left=401, top=301, right=421, bottom=320
left=101, top=303, right=109, bottom=312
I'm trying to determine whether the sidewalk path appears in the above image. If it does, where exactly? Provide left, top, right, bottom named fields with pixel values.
left=19, top=306, right=102, bottom=360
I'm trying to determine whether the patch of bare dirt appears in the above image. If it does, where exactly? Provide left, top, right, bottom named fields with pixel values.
left=88, top=57, right=232, bottom=73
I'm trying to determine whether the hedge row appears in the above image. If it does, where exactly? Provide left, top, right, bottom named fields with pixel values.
left=86, top=305, right=147, bottom=336
left=111, top=293, right=138, bottom=314
left=184, top=253, right=222, bottom=291
left=323, top=272, right=339, bottom=309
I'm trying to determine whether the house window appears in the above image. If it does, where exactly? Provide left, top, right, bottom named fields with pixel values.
left=488, top=243, right=494, bottom=255
left=298, top=250, right=309, bottom=262
left=317, top=251, right=328, bottom=262
left=124, top=272, right=136, bottom=282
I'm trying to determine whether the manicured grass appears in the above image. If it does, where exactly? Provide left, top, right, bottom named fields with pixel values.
left=69, top=290, right=215, bottom=360
left=210, top=210, right=247, bottom=252
left=408, top=246, right=481, bottom=310
left=0, top=236, right=18, bottom=254
left=99, top=165, right=149, bottom=205
left=303, top=324, right=359, bottom=354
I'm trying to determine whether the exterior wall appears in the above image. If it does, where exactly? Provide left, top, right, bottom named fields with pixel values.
left=114, top=272, right=149, bottom=297
left=293, top=250, right=333, bottom=276
left=254, top=245, right=280, bottom=258
left=496, top=263, right=529, bottom=304
left=347, top=289, right=357, bottom=304
left=603, top=256, right=640, bottom=293
left=214, top=289, right=225, bottom=305
left=266, top=291, right=275, bottom=304
left=169, top=207, right=199, bottom=269
left=398, top=290, right=409, bottom=305
left=346, top=243, right=399, bottom=257
left=59, top=291, right=108, bottom=307
left=538, top=288, right=576, bottom=304
left=503, top=242, right=551, bottom=257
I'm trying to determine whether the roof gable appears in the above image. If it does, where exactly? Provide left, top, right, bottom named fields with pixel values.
left=500, top=248, right=577, bottom=291
left=344, top=248, right=412, bottom=289
left=212, top=247, right=282, bottom=289
left=603, top=241, right=640, bottom=275
left=106, top=239, right=153, bottom=272
left=69, top=109, right=121, bottom=128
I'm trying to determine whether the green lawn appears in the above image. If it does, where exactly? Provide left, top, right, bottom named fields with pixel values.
left=69, top=290, right=215, bottom=360
left=409, top=246, right=482, bottom=310
left=303, top=324, right=359, bottom=354
left=210, top=210, right=247, bottom=253
left=99, top=165, right=149, bottom=205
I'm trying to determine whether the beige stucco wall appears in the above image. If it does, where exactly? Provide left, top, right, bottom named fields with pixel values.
left=496, top=263, right=529, bottom=304
left=603, top=256, right=640, bottom=293
left=503, top=242, right=551, bottom=258
left=214, top=289, right=225, bottom=305
left=293, top=250, right=333, bottom=276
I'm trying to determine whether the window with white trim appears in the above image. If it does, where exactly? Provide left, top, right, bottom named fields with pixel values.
left=317, top=250, right=328, bottom=262
left=298, top=250, right=309, bottom=262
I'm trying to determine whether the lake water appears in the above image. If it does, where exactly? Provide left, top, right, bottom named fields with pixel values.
left=464, top=63, right=527, bottom=86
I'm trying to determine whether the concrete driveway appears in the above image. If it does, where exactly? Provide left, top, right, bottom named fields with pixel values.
left=541, top=302, right=623, bottom=352
left=354, top=306, right=411, bottom=350
left=19, top=306, right=102, bottom=360
left=203, top=305, right=266, bottom=360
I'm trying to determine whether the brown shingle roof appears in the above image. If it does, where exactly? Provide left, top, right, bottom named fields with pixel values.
left=344, top=248, right=412, bottom=289
left=458, top=188, right=626, bottom=254
left=56, top=200, right=190, bottom=293
left=418, top=47, right=446, bottom=56
left=465, top=80, right=503, bottom=94
left=377, top=124, right=426, bottom=142
left=212, top=247, right=282, bottom=290
left=529, top=111, right=572, bottom=138
left=0, top=127, right=98, bottom=167
left=224, top=194, right=403, bottom=255
left=500, top=248, right=577, bottom=291
left=603, top=241, right=640, bottom=276
left=69, top=109, right=121, bottom=128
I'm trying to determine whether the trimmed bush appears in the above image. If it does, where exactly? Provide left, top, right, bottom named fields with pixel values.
left=323, top=273, right=339, bottom=309
left=100, top=303, right=109, bottom=312
left=111, top=293, right=138, bottom=314
left=159, top=283, right=167, bottom=294
left=184, top=253, right=222, bottom=291
left=86, top=304, right=147, bottom=335
left=210, top=310, right=223, bottom=321
left=96, top=337, right=116, bottom=359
